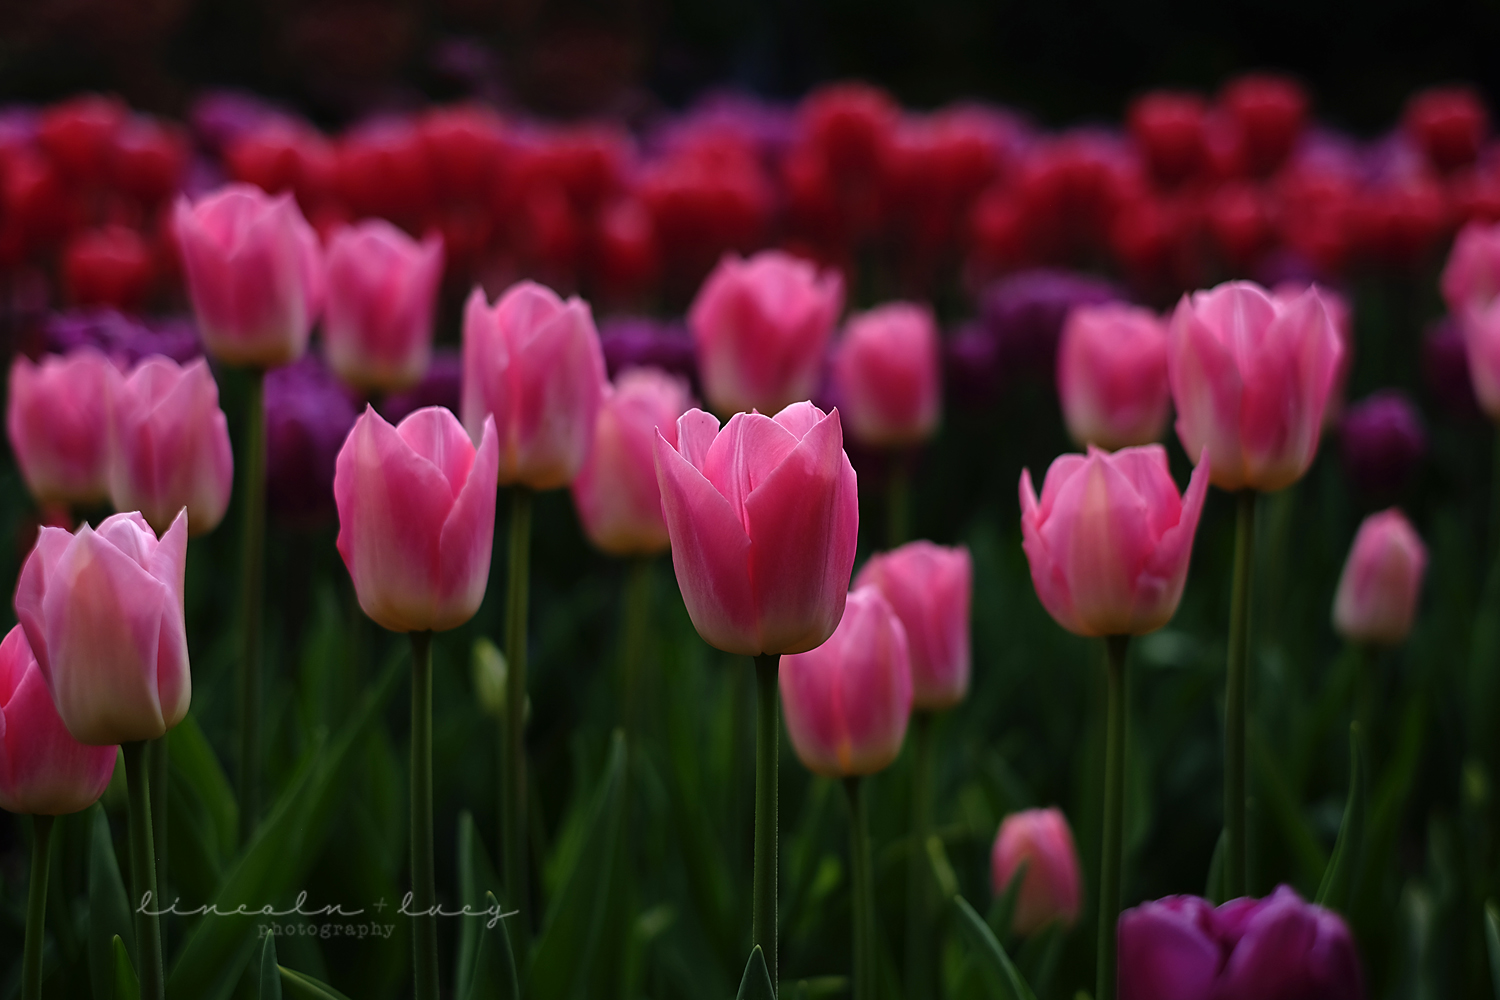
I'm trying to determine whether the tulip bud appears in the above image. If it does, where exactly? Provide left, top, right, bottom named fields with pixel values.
left=335, top=406, right=500, bottom=633
left=7, top=348, right=114, bottom=507
left=979, top=269, right=1121, bottom=380
left=598, top=316, right=699, bottom=386
left=1338, top=392, right=1426, bottom=499
left=779, top=586, right=912, bottom=777
left=990, top=807, right=1083, bottom=935
left=62, top=226, right=155, bottom=310
left=472, top=637, right=507, bottom=718
left=1441, top=221, right=1500, bottom=316
left=830, top=302, right=942, bottom=448
left=1332, top=508, right=1427, bottom=646
left=1458, top=298, right=1500, bottom=421
left=15, top=511, right=191, bottom=745
left=655, top=401, right=859, bottom=656
left=1404, top=86, right=1488, bottom=173
left=265, top=354, right=359, bottom=524
left=1057, top=303, right=1170, bottom=450
left=1020, top=444, right=1209, bottom=637
left=460, top=281, right=608, bottom=491
left=854, top=541, right=971, bottom=711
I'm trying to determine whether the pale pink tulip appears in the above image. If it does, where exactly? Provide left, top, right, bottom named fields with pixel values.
left=854, top=541, right=971, bottom=710
left=1057, top=303, right=1170, bottom=450
left=1457, top=299, right=1500, bottom=420
left=1441, top=221, right=1500, bottom=315
left=830, top=301, right=941, bottom=447
left=991, top=807, right=1083, bottom=935
left=7, top=348, right=114, bottom=507
left=1332, top=508, right=1428, bottom=646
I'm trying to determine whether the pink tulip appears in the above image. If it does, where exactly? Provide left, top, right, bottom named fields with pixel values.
left=1057, top=303, right=1171, bottom=450
left=830, top=301, right=941, bottom=447
left=335, top=405, right=499, bottom=633
left=854, top=541, right=972, bottom=710
left=15, top=510, right=190, bottom=745
left=110, top=356, right=234, bottom=536
left=1332, top=508, right=1428, bottom=646
left=990, top=807, right=1083, bottom=935
left=655, top=401, right=859, bottom=655
left=1168, top=281, right=1343, bottom=493
left=688, top=250, right=844, bottom=416
left=1457, top=299, right=1500, bottom=420
left=779, top=585, right=913, bottom=776
left=7, top=348, right=114, bottom=507
left=1441, top=221, right=1500, bottom=315
left=323, top=220, right=445, bottom=392
left=1274, top=281, right=1354, bottom=427
left=460, top=281, right=608, bottom=491
left=173, top=183, right=324, bottom=368
left=571, top=367, right=694, bottom=556
left=1019, top=444, right=1209, bottom=637
left=0, top=625, right=116, bottom=815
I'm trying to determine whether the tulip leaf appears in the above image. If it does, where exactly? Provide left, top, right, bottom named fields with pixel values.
left=258, top=932, right=282, bottom=1000
left=90, top=803, right=135, bottom=1000
left=453, top=811, right=517, bottom=1000
left=951, top=895, right=1039, bottom=1000
left=1204, top=830, right=1227, bottom=904
left=924, top=834, right=960, bottom=900
left=112, top=935, right=141, bottom=1000
left=735, top=945, right=776, bottom=1000
left=465, top=892, right=520, bottom=1000
left=1485, top=900, right=1500, bottom=1000
left=1315, top=723, right=1366, bottom=913
left=278, top=966, right=356, bottom=1000
left=987, top=859, right=1028, bottom=942
left=168, top=711, right=238, bottom=859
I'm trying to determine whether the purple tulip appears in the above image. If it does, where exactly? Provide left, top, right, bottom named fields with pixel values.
left=944, top=321, right=1003, bottom=410
left=598, top=315, right=699, bottom=387
left=264, top=353, right=360, bottom=524
left=1339, top=391, right=1427, bottom=498
left=978, top=268, right=1120, bottom=379
left=44, top=309, right=202, bottom=367
left=1422, top=316, right=1484, bottom=420
left=380, top=349, right=462, bottom=425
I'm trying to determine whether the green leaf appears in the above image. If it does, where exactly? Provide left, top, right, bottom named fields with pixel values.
left=465, top=892, right=520, bottom=1000
left=951, top=895, right=1039, bottom=1000
left=454, top=810, right=502, bottom=996
left=112, top=935, right=140, bottom=1000
left=1204, top=830, right=1227, bottom=904
left=168, top=711, right=238, bottom=859
left=987, top=859, right=1027, bottom=942
left=278, top=966, right=356, bottom=1000
left=1485, top=900, right=1500, bottom=1000
left=258, top=932, right=282, bottom=1000
left=89, top=803, right=134, bottom=1000
left=924, top=834, right=959, bottom=900
left=1315, top=724, right=1366, bottom=912
left=735, top=945, right=776, bottom=1000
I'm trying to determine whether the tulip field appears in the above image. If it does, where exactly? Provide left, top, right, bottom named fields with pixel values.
left=3, top=71, right=1500, bottom=1000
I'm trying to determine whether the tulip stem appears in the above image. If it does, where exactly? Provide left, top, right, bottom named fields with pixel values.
left=150, top=736, right=168, bottom=951
left=1097, top=635, right=1129, bottom=1000
left=410, top=630, right=438, bottom=1000
left=237, top=366, right=266, bottom=845
left=845, top=777, right=876, bottom=1000
left=22, top=814, right=54, bottom=1000
left=753, top=652, right=780, bottom=993
left=621, top=556, right=654, bottom=742
left=502, top=486, right=533, bottom=942
left=887, top=451, right=911, bottom=548
left=123, top=741, right=164, bottom=1000
left=1224, top=489, right=1256, bottom=900
left=905, top=711, right=934, bottom=1000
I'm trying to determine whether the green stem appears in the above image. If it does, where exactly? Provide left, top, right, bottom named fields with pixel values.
left=904, top=711, right=934, bottom=999
left=238, top=367, right=266, bottom=845
left=124, top=741, right=164, bottom=1000
left=150, top=736, right=168, bottom=953
left=22, top=814, right=55, bottom=1000
left=503, top=487, right=533, bottom=939
left=753, top=652, right=780, bottom=993
left=1097, top=635, right=1129, bottom=1000
left=1224, top=490, right=1257, bottom=899
left=621, top=556, right=654, bottom=742
left=887, top=451, right=911, bottom=549
left=1491, top=429, right=1500, bottom=566
left=410, top=631, right=438, bottom=1000
left=845, top=777, right=876, bottom=1000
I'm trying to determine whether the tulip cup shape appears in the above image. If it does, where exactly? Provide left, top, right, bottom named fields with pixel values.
left=1167, top=281, right=1343, bottom=492
left=1332, top=508, right=1428, bottom=646
left=571, top=367, right=694, bottom=556
left=1019, top=444, right=1210, bottom=637
left=654, top=401, right=860, bottom=656
left=1457, top=298, right=1500, bottom=420
left=688, top=250, right=844, bottom=417
left=110, top=356, right=235, bottom=536
left=0, top=625, right=116, bottom=816
left=779, top=585, right=914, bottom=777
left=1441, top=221, right=1500, bottom=315
left=15, top=510, right=190, bottom=745
left=7, top=348, right=114, bottom=507
left=830, top=301, right=942, bottom=448
left=854, top=541, right=972, bottom=710
left=323, top=220, right=445, bottom=392
left=335, top=405, right=500, bottom=633
left=990, top=807, right=1083, bottom=936
left=460, top=280, right=608, bottom=491
left=173, top=183, right=324, bottom=368
left=1057, top=303, right=1171, bottom=451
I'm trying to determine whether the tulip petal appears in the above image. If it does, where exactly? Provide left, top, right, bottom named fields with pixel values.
left=676, top=408, right=722, bottom=470
left=701, top=411, right=801, bottom=528
left=1170, top=295, right=1247, bottom=490
left=16, top=526, right=82, bottom=682
left=435, top=416, right=499, bottom=631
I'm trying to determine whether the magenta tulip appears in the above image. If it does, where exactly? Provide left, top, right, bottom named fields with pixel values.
left=1441, top=221, right=1500, bottom=315
left=335, top=405, right=499, bottom=633
left=173, top=183, right=324, bottom=368
left=990, top=807, right=1083, bottom=935
left=688, top=250, right=844, bottom=416
left=1057, top=303, right=1171, bottom=450
left=654, top=401, right=859, bottom=655
left=779, top=585, right=913, bottom=776
left=830, top=302, right=941, bottom=447
left=1019, top=444, right=1209, bottom=637
left=7, top=348, right=114, bottom=507
left=571, top=367, right=694, bottom=556
left=854, top=541, right=971, bottom=710
left=0, top=625, right=116, bottom=816
left=323, top=220, right=445, bottom=392
left=15, top=510, right=190, bottom=745
left=110, top=356, right=234, bottom=536
left=1332, top=508, right=1428, bottom=645
left=460, top=280, right=608, bottom=491
left=1167, top=281, right=1343, bottom=492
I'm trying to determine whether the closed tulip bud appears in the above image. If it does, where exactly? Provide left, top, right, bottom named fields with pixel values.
left=110, top=357, right=234, bottom=536
left=1057, top=303, right=1171, bottom=450
left=1338, top=392, right=1427, bottom=499
left=471, top=637, right=507, bottom=718
left=323, top=220, right=444, bottom=392
left=990, top=807, right=1083, bottom=935
left=265, top=354, right=360, bottom=524
left=1168, top=281, right=1343, bottom=492
left=15, top=511, right=190, bottom=745
left=830, top=302, right=942, bottom=448
left=655, top=401, right=859, bottom=656
left=460, top=281, right=608, bottom=491
left=779, top=586, right=913, bottom=777
left=1458, top=299, right=1500, bottom=420
left=688, top=250, right=844, bottom=416
left=1441, top=221, right=1500, bottom=315
left=1332, top=509, right=1427, bottom=646
left=335, top=406, right=499, bottom=633
left=0, top=625, right=117, bottom=815
left=1020, top=444, right=1209, bottom=637
left=7, top=348, right=114, bottom=507
left=173, top=183, right=325, bottom=368
left=979, top=269, right=1121, bottom=380
left=572, top=368, right=694, bottom=556
left=854, top=541, right=971, bottom=710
